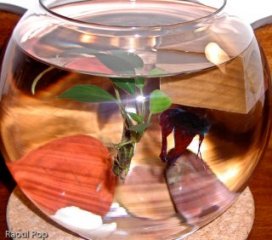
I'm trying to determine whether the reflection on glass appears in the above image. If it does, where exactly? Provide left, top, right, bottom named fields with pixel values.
left=0, top=0, right=270, bottom=239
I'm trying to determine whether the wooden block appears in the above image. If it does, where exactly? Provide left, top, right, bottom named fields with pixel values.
left=160, top=39, right=265, bottom=114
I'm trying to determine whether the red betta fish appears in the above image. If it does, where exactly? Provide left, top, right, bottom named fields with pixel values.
left=159, top=107, right=210, bottom=165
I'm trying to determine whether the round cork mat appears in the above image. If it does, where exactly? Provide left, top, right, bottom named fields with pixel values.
left=7, top=187, right=254, bottom=240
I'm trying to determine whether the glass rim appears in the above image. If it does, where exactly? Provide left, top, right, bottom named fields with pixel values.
left=39, top=0, right=228, bottom=30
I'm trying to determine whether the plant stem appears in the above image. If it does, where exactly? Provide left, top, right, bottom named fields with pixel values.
left=112, top=87, right=134, bottom=178
left=113, top=121, right=135, bottom=179
left=147, top=112, right=152, bottom=123
left=139, top=88, right=146, bottom=118
left=112, top=80, right=152, bottom=179
left=31, top=66, right=54, bottom=94
left=114, top=88, right=132, bottom=126
left=116, top=140, right=134, bottom=149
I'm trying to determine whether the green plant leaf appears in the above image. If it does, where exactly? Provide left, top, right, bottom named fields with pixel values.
left=61, top=49, right=144, bottom=75
left=150, top=90, right=172, bottom=114
left=128, top=112, right=144, bottom=123
left=111, top=50, right=144, bottom=69
left=96, top=53, right=134, bottom=74
left=96, top=51, right=144, bottom=75
left=62, top=48, right=99, bottom=56
left=135, top=77, right=145, bottom=89
left=129, top=123, right=149, bottom=134
left=59, top=84, right=116, bottom=103
left=149, top=67, right=167, bottom=76
left=110, top=78, right=135, bottom=94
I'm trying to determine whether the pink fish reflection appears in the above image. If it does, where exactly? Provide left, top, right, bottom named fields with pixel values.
left=166, top=151, right=237, bottom=225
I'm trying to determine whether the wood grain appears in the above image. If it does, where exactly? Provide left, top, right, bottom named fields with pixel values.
left=0, top=8, right=271, bottom=240
left=7, top=135, right=116, bottom=216
left=0, top=9, right=20, bottom=55
left=247, top=23, right=272, bottom=240
left=161, top=48, right=264, bottom=114
left=0, top=9, right=22, bottom=240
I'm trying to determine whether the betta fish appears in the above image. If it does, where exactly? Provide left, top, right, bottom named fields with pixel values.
left=159, top=107, right=210, bottom=165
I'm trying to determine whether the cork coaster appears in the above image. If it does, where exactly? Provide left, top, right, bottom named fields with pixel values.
left=6, top=187, right=254, bottom=240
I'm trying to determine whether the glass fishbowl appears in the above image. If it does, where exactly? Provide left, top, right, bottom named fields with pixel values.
left=0, top=0, right=271, bottom=239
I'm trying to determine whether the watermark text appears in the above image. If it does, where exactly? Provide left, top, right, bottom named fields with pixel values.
left=6, top=230, right=49, bottom=239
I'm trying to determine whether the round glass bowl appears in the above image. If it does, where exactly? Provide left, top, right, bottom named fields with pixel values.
left=0, top=0, right=271, bottom=239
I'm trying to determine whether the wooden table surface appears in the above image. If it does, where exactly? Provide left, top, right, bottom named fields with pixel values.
left=0, top=8, right=271, bottom=240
